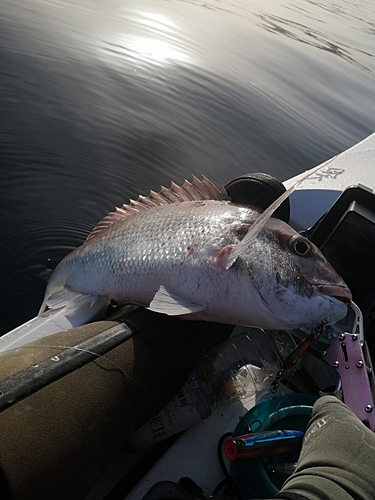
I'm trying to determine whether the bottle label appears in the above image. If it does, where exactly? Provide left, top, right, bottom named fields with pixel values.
left=187, top=370, right=212, bottom=420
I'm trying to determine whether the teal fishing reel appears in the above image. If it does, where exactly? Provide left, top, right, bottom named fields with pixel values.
left=226, top=393, right=317, bottom=499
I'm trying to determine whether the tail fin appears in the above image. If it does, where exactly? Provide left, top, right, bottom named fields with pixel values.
left=38, top=299, right=48, bottom=315
left=39, top=287, right=100, bottom=316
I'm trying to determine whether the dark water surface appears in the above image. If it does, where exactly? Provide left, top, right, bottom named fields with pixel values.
left=1, top=0, right=375, bottom=334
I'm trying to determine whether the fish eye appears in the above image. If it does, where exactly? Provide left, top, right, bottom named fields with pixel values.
left=291, top=236, right=312, bottom=257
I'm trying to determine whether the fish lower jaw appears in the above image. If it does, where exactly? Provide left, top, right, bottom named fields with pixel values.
left=258, top=295, right=349, bottom=330
left=325, top=296, right=349, bottom=324
left=315, top=284, right=352, bottom=305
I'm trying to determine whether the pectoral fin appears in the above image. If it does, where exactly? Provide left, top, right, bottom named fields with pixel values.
left=148, top=285, right=206, bottom=316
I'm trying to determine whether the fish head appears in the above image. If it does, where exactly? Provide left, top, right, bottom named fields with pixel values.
left=247, top=218, right=352, bottom=329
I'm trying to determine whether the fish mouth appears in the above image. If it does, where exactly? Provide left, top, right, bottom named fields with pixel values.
left=315, top=284, right=352, bottom=304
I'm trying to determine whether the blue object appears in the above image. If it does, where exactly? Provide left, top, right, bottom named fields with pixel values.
left=230, top=393, right=318, bottom=499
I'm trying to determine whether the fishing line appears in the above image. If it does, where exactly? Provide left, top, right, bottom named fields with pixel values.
left=270, top=364, right=302, bottom=416
left=52, top=343, right=170, bottom=406
left=0, top=342, right=169, bottom=409
left=269, top=321, right=327, bottom=417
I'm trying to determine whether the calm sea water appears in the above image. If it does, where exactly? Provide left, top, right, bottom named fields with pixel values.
left=1, top=0, right=375, bottom=334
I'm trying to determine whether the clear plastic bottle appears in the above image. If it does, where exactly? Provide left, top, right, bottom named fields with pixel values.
left=128, top=328, right=296, bottom=451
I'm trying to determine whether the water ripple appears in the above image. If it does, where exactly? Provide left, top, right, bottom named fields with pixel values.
left=1, top=0, right=375, bottom=335
left=258, top=12, right=375, bottom=77
left=0, top=218, right=92, bottom=329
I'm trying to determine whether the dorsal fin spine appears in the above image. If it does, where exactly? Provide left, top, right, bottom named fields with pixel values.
left=192, top=175, right=212, bottom=199
left=181, top=179, right=205, bottom=200
left=148, top=190, right=168, bottom=205
left=203, top=175, right=228, bottom=199
left=170, top=181, right=194, bottom=201
left=159, top=185, right=181, bottom=203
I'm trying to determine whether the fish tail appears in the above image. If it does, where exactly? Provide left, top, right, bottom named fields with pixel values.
left=38, top=298, right=48, bottom=315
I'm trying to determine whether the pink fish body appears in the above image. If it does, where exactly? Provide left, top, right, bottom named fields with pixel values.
left=40, top=176, right=351, bottom=330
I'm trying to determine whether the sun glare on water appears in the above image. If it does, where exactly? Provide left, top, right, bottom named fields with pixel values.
left=130, top=37, right=183, bottom=64
left=100, top=9, right=193, bottom=68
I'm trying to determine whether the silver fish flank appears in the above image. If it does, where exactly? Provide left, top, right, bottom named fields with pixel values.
left=40, top=176, right=351, bottom=330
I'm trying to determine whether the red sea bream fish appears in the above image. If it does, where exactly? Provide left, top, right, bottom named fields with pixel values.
left=39, top=176, right=351, bottom=329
